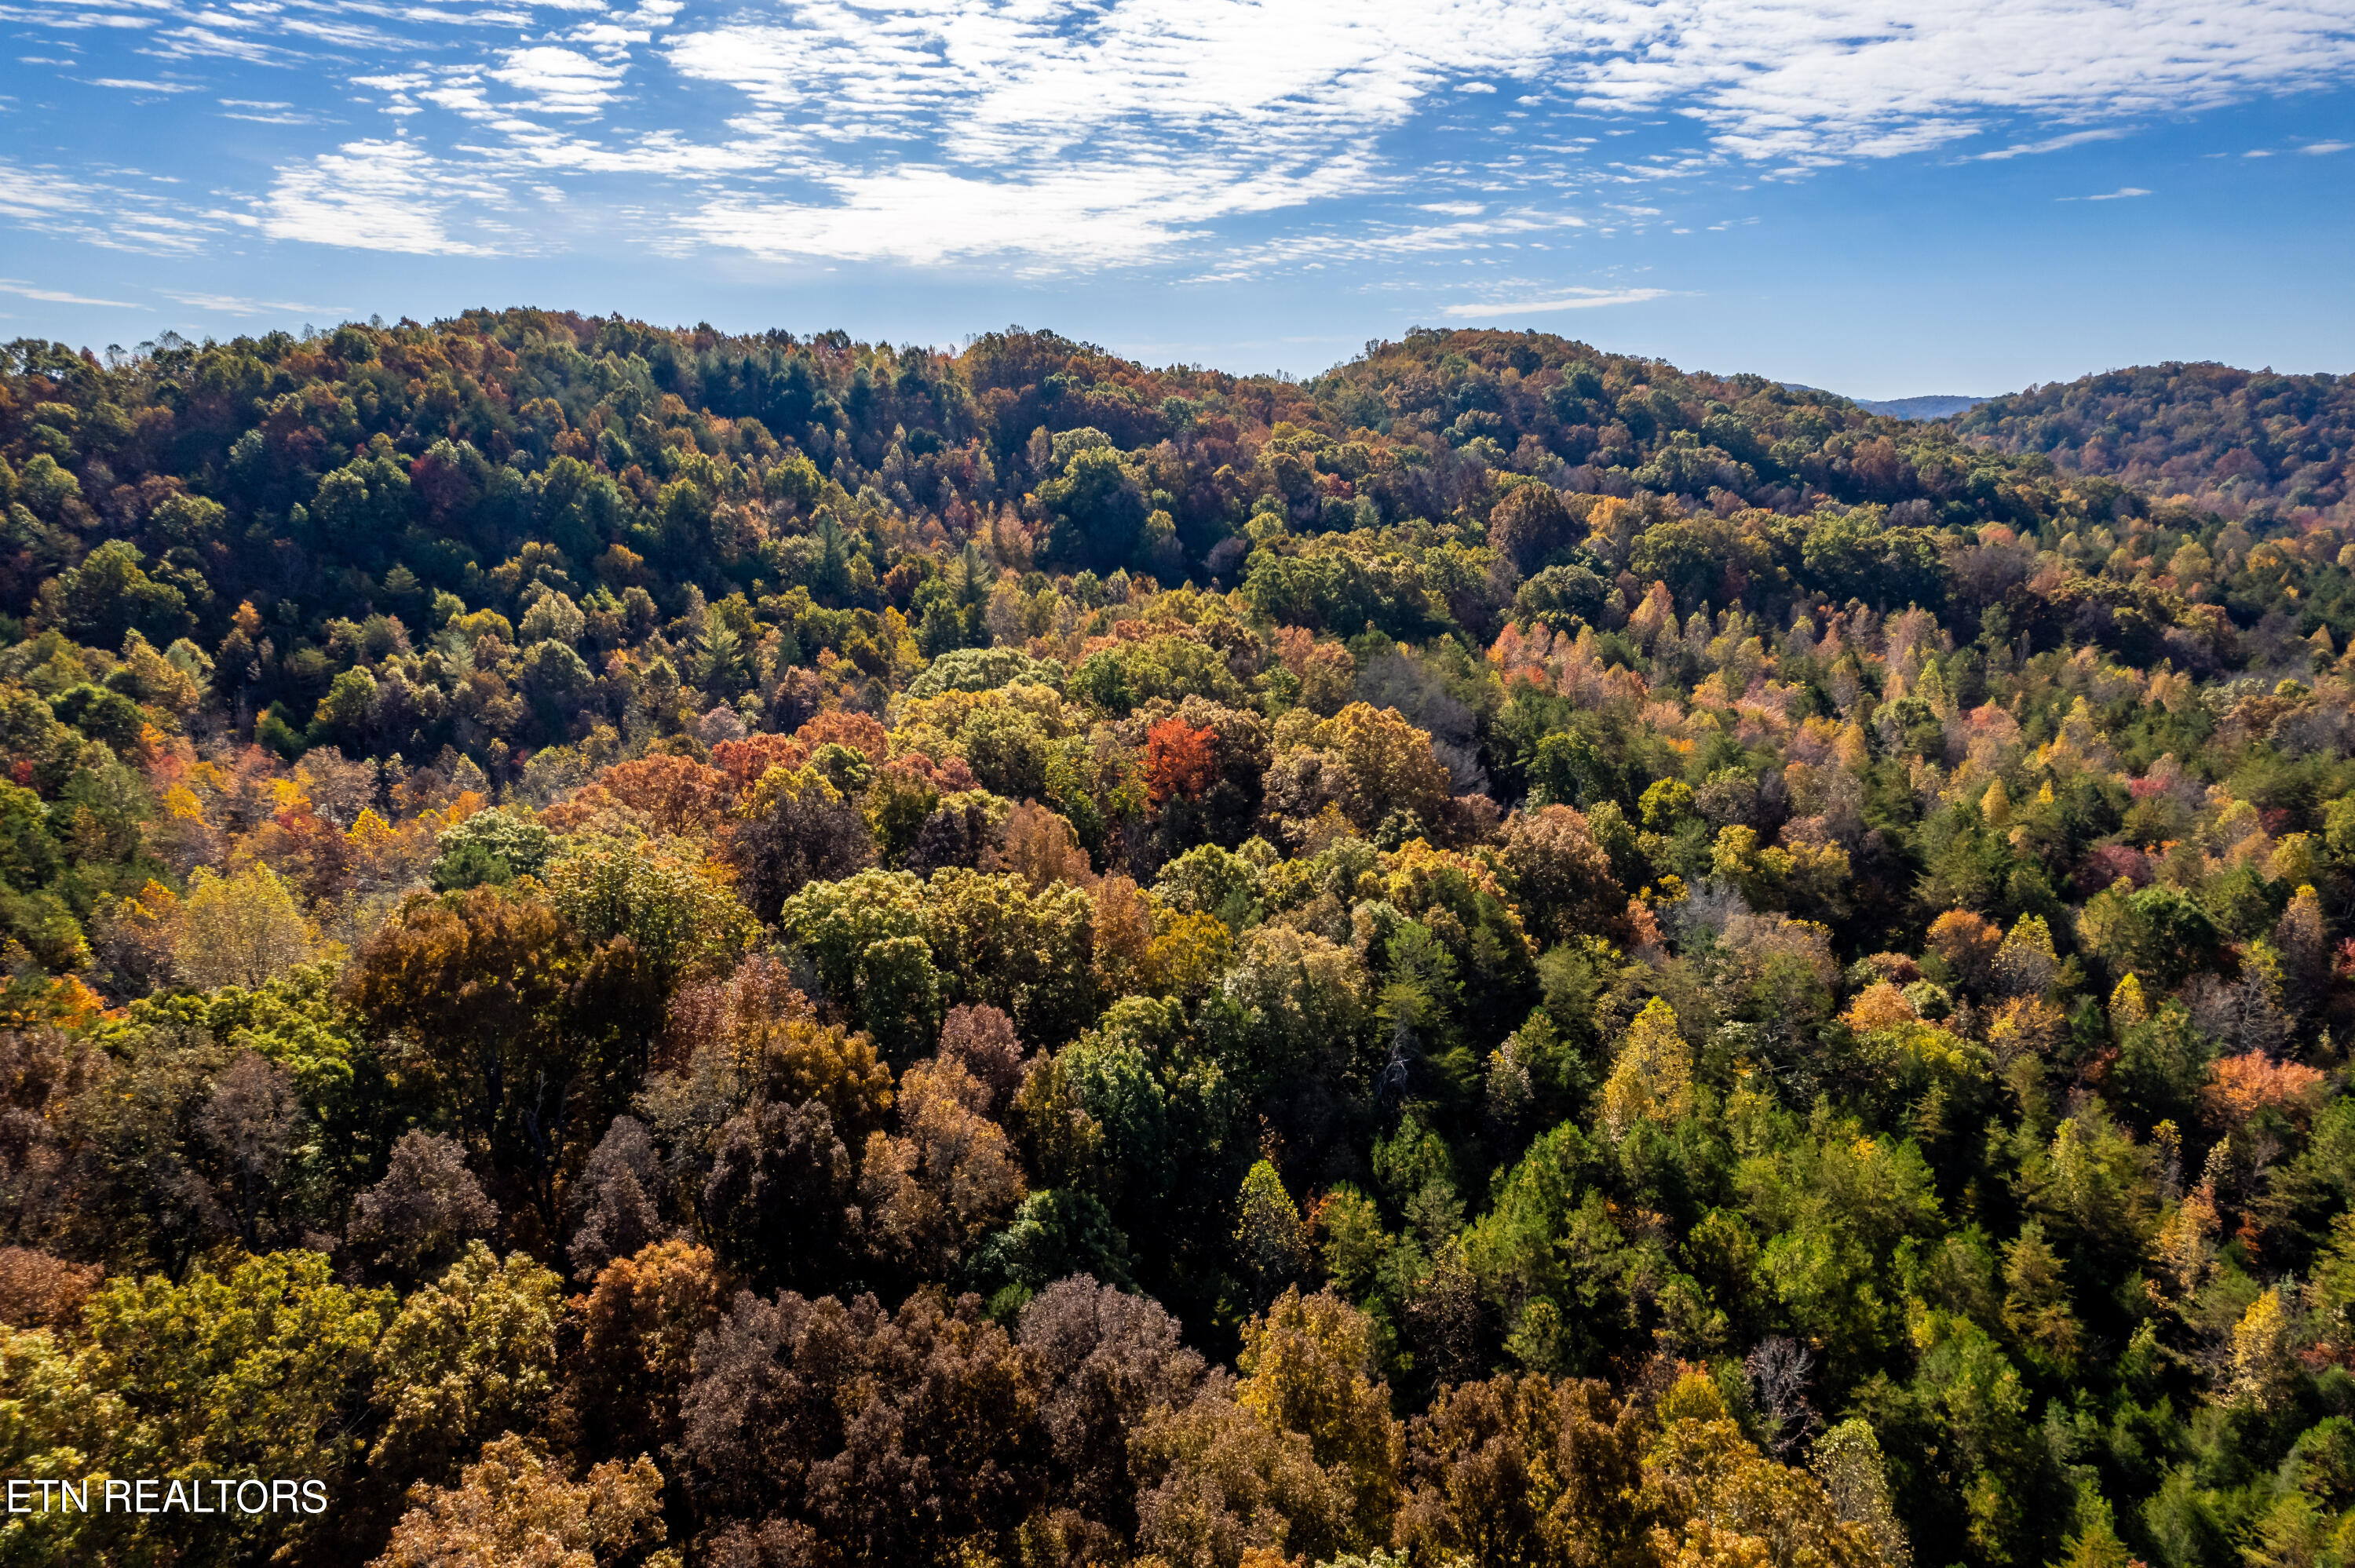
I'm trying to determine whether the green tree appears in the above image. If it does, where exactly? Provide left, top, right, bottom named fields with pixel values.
left=367, top=1241, right=564, bottom=1498
left=9, top=1251, right=393, bottom=1566
left=542, top=833, right=755, bottom=987
left=1237, top=1158, right=1309, bottom=1309
left=343, top=885, right=590, bottom=1227
left=1039, top=443, right=1148, bottom=571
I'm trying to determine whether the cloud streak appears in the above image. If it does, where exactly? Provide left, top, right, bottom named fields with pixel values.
left=6, top=0, right=2353, bottom=276
left=0, top=278, right=144, bottom=306
left=644, top=0, right=2355, bottom=267
left=260, top=139, right=512, bottom=254
left=1441, top=287, right=1670, bottom=316
left=1966, top=128, right=2134, bottom=161
left=160, top=290, right=352, bottom=315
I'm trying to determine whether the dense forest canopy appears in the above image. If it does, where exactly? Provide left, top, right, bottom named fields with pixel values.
left=2, top=312, right=2355, bottom=1568
left=1952, top=363, right=2353, bottom=522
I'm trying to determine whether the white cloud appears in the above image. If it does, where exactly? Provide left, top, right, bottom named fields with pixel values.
left=1966, top=127, right=2132, bottom=161
left=89, top=76, right=199, bottom=90
left=688, top=160, right=1299, bottom=270
left=275, top=16, right=411, bottom=50
left=2059, top=185, right=2150, bottom=199
left=644, top=0, right=2355, bottom=269
left=0, top=161, right=99, bottom=220
left=259, top=138, right=508, bottom=253
left=0, top=277, right=144, bottom=306
left=1188, top=206, right=1587, bottom=283
left=2302, top=140, right=2350, bottom=153
left=487, top=46, right=624, bottom=115
left=658, top=0, right=2355, bottom=170
left=160, top=288, right=349, bottom=313
left=9, top=0, right=2354, bottom=279
left=565, top=21, right=652, bottom=53
left=0, top=5, right=154, bottom=32
left=1441, top=287, right=1669, bottom=315
left=1564, top=1, right=2353, bottom=160
left=0, top=158, right=214, bottom=253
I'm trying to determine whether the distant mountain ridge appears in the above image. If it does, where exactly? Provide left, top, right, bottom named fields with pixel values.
left=1776, top=362, right=2351, bottom=521
left=1779, top=384, right=1987, bottom=421
left=1951, top=361, right=2351, bottom=521
left=1857, top=393, right=1988, bottom=420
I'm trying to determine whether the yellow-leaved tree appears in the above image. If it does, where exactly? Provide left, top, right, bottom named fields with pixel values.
left=1236, top=1159, right=1309, bottom=1308
left=1236, top=1286, right=1405, bottom=1551
left=1601, top=996, right=1692, bottom=1141
left=173, top=861, right=319, bottom=990
left=369, top=1433, right=670, bottom=1568
left=1641, top=1370, right=1882, bottom=1568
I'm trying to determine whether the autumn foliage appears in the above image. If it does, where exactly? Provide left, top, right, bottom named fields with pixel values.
left=2, top=316, right=2354, bottom=1568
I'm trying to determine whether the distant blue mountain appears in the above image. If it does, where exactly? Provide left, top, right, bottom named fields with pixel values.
left=1781, top=385, right=1988, bottom=421
left=1856, top=394, right=1988, bottom=420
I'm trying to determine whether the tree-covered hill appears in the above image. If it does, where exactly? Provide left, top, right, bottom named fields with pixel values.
left=2, top=312, right=2355, bottom=1568
left=1857, top=395, right=1987, bottom=421
left=1951, top=362, right=2353, bottom=523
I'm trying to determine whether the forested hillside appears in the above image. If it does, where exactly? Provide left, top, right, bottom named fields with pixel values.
left=1952, top=363, right=2353, bottom=523
left=4, top=312, right=2355, bottom=1568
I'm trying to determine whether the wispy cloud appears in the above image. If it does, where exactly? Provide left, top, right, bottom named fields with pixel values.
left=1965, top=128, right=2133, bottom=162
left=643, top=0, right=2355, bottom=267
left=1442, top=286, right=1669, bottom=316
left=487, top=46, right=626, bottom=116
left=1576, top=2, right=2354, bottom=161
left=5, top=0, right=2353, bottom=278
left=259, top=138, right=510, bottom=254
left=88, top=77, right=199, bottom=92
left=2060, top=185, right=2150, bottom=200
left=0, top=157, right=213, bottom=254
left=693, top=170, right=1203, bottom=270
left=0, top=277, right=143, bottom=306
left=1185, top=206, right=1588, bottom=284
left=688, top=151, right=1386, bottom=272
left=0, top=161, right=100, bottom=221
left=160, top=289, right=349, bottom=315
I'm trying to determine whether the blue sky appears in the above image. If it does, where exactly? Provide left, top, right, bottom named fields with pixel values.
left=2, top=0, right=2350, bottom=397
